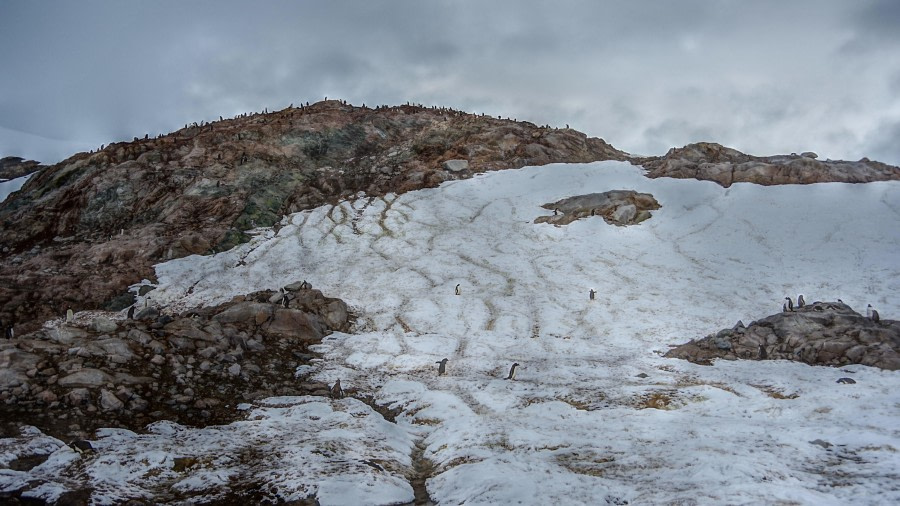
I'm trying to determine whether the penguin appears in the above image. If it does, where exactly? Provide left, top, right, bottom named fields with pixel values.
left=66, top=308, right=74, bottom=324
left=281, top=293, right=290, bottom=308
left=758, top=344, right=767, bottom=360
left=784, top=297, right=794, bottom=312
left=455, top=284, right=460, bottom=296
left=68, top=440, right=95, bottom=454
left=506, top=363, right=520, bottom=380
left=330, top=379, right=344, bottom=399
left=797, top=295, right=805, bottom=308
left=436, top=358, right=449, bottom=376
left=872, top=309, right=880, bottom=323
left=6, top=326, right=12, bottom=339
left=553, top=208, right=559, bottom=216
left=127, top=306, right=135, bottom=320
left=837, top=299, right=844, bottom=305
left=300, top=280, right=311, bottom=290
left=589, top=289, right=596, bottom=300
left=866, top=304, right=874, bottom=319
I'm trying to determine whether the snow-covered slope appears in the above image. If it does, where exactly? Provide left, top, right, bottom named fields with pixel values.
left=0, top=172, right=34, bottom=204
left=5, top=161, right=900, bottom=504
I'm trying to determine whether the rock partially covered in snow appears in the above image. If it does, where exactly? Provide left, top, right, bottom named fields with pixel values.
left=0, top=283, right=349, bottom=439
left=666, top=301, right=900, bottom=369
left=535, top=190, right=660, bottom=226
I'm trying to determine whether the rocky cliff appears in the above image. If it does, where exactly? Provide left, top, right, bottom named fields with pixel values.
left=0, top=100, right=625, bottom=333
left=637, top=142, right=900, bottom=187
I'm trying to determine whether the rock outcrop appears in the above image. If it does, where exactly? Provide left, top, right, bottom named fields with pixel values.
left=0, top=282, right=349, bottom=439
left=0, top=156, right=43, bottom=181
left=0, top=100, right=626, bottom=334
left=535, top=190, right=660, bottom=226
left=665, top=301, right=899, bottom=370
left=638, top=142, right=900, bottom=187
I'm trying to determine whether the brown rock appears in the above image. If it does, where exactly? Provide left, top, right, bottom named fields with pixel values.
left=213, top=302, right=274, bottom=325
left=266, top=308, right=324, bottom=342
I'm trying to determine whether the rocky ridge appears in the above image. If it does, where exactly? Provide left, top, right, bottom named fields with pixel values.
left=637, top=142, right=900, bottom=187
left=0, top=100, right=625, bottom=334
left=0, top=281, right=349, bottom=440
left=0, top=156, right=43, bottom=181
left=665, top=301, right=899, bottom=370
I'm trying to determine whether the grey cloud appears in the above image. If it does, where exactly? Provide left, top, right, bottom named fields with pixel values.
left=1, top=0, right=898, bottom=166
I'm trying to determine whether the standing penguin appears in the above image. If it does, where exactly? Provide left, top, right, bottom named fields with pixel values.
left=506, top=363, right=520, bottom=380
left=872, top=309, right=880, bottom=323
left=330, top=379, right=344, bottom=399
left=281, top=293, right=290, bottom=308
left=66, top=308, right=74, bottom=324
left=758, top=344, right=768, bottom=360
left=797, top=295, right=805, bottom=308
left=589, top=289, right=596, bottom=300
left=866, top=304, right=874, bottom=319
left=126, top=306, right=135, bottom=320
left=4, top=325, right=12, bottom=340
left=436, top=358, right=449, bottom=376
left=455, top=284, right=460, bottom=296
left=783, top=297, right=794, bottom=312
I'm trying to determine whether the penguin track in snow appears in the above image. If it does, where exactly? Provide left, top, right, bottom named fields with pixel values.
left=350, top=196, right=375, bottom=235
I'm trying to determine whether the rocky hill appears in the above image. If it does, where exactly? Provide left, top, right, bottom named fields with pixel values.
left=0, top=100, right=625, bottom=333
left=637, top=142, right=900, bottom=186
left=3, top=103, right=900, bottom=336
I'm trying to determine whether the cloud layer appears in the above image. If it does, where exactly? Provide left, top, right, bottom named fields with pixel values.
left=2, top=0, right=898, bottom=165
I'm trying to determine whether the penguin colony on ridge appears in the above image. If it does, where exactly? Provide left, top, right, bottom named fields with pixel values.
left=436, top=358, right=449, bottom=375
left=506, top=363, right=520, bottom=380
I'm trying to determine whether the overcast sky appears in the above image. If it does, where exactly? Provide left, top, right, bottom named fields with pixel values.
left=2, top=0, right=899, bottom=165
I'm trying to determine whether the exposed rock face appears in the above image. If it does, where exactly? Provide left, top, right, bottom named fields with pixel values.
left=638, top=142, right=900, bottom=187
left=0, top=156, right=43, bottom=181
left=0, top=100, right=626, bottom=334
left=0, top=282, right=349, bottom=439
left=535, top=190, right=660, bottom=226
left=665, top=301, right=899, bottom=370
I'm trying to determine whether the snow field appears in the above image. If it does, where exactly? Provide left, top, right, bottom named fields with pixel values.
left=5, top=161, right=899, bottom=504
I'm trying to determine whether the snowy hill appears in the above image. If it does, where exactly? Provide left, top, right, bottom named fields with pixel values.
left=4, top=161, right=899, bottom=504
